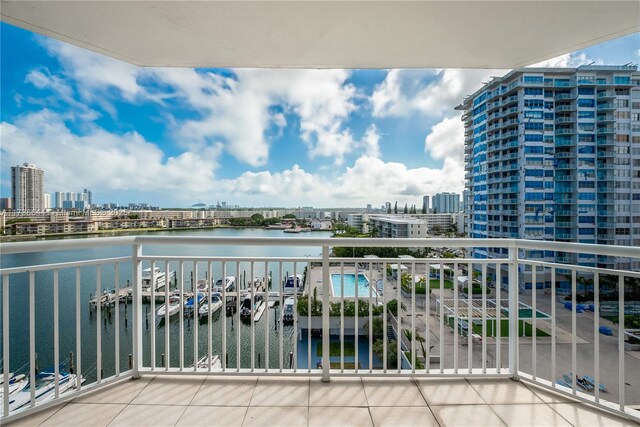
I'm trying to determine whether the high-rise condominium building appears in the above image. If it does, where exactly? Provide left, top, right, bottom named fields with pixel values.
left=422, top=195, right=430, bottom=212
left=460, top=65, right=640, bottom=280
left=11, top=163, right=44, bottom=211
left=432, top=192, right=460, bottom=213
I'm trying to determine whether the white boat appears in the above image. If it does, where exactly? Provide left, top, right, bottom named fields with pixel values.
left=282, top=297, right=295, bottom=324
left=2, top=372, right=80, bottom=416
left=196, top=355, right=222, bottom=370
left=0, top=373, right=28, bottom=398
left=142, top=267, right=175, bottom=292
left=184, top=293, right=206, bottom=315
left=283, top=274, right=303, bottom=295
left=157, top=295, right=181, bottom=317
left=198, top=294, right=223, bottom=317
left=213, top=276, right=235, bottom=293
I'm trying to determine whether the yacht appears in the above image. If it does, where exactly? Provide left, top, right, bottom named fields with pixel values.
left=213, top=276, right=235, bottom=293
left=282, top=297, right=295, bottom=324
left=142, top=267, right=175, bottom=292
left=156, top=295, right=181, bottom=318
left=284, top=274, right=303, bottom=295
left=198, top=294, right=223, bottom=317
left=183, top=293, right=206, bottom=316
left=0, top=373, right=28, bottom=399
left=2, top=372, right=80, bottom=416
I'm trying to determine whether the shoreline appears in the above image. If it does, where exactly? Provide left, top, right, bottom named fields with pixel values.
left=0, top=225, right=330, bottom=243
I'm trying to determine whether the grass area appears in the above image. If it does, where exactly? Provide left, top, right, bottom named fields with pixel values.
left=329, top=362, right=361, bottom=369
left=316, top=341, right=355, bottom=357
left=446, top=317, right=550, bottom=337
left=429, top=279, right=453, bottom=289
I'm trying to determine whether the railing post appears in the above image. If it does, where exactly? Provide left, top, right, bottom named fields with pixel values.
left=132, top=242, right=143, bottom=379
left=322, top=245, right=331, bottom=382
left=508, top=244, right=519, bottom=379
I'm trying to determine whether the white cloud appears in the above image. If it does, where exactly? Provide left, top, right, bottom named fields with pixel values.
left=360, top=125, right=381, bottom=159
left=0, top=110, right=221, bottom=199
left=424, top=115, right=464, bottom=165
left=529, top=52, right=596, bottom=68
left=41, top=39, right=360, bottom=166
left=371, top=68, right=504, bottom=118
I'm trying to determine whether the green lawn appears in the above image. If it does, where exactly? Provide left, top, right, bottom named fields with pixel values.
left=446, top=317, right=549, bottom=337
left=329, top=362, right=361, bottom=369
left=317, top=341, right=355, bottom=357
left=429, top=279, right=453, bottom=289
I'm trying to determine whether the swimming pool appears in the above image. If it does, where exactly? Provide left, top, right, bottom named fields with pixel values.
left=330, top=273, right=377, bottom=298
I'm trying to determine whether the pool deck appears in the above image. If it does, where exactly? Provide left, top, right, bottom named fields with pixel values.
left=309, top=265, right=387, bottom=300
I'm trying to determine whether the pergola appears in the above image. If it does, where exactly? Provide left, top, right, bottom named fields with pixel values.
left=436, top=298, right=551, bottom=321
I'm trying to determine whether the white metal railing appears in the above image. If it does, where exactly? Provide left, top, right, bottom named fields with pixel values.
left=1, top=236, right=639, bottom=423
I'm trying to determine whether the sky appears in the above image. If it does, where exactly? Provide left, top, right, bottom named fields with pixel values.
left=1, top=23, right=638, bottom=208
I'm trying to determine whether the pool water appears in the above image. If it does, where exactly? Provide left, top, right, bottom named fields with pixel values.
left=330, top=273, right=377, bottom=298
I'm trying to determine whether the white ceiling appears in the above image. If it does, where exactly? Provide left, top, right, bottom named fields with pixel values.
left=2, top=1, right=639, bottom=69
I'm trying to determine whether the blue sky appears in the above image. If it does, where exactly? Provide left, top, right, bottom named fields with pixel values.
left=1, top=23, right=638, bottom=208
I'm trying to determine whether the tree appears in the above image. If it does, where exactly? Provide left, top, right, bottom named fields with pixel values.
left=394, top=202, right=398, bottom=214
left=283, top=214, right=296, bottom=219
left=431, top=224, right=442, bottom=235
left=373, top=339, right=398, bottom=369
left=421, top=205, right=427, bottom=214
left=403, top=203, right=408, bottom=214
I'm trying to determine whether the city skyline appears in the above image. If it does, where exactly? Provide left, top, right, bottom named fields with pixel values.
left=1, top=23, right=638, bottom=207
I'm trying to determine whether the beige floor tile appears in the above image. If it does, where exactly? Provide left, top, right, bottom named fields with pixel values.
left=176, top=406, right=247, bottom=426
left=4, top=404, right=67, bottom=427
left=191, top=376, right=257, bottom=406
left=431, top=405, right=506, bottom=427
left=369, top=406, right=439, bottom=427
left=310, top=378, right=367, bottom=407
left=74, top=377, right=153, bottom=404
left=363, top=378, right=426, bottom=407
left=130, top=376, right=205, bottom=405
left=243, top=406, right=308, bottom=427
left=415, top=379, right=484, bottom=405
left=249, top=377, right=309, bottom=407
left=108, top=404, right=187, bottom=427
left=523, top=383, right=579, bottom=404
left=40, top=403, right=125, bottom=427
left=548, top=403, right=638, bottom=427
left=309, top=406, right=372, bottom=427
left=468, top=379, right=543, bottom=405
left=491, top=404, right=572, bottom=427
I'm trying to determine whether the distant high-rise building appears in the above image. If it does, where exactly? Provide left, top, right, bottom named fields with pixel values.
left=83, top=188, right=92, bottom=205
left=432, top=192, right=460, bottom=213
left=54, top=192, right=63, bottom=209
left=66, top=192, right=74, bottom=202
left=422, top=196, right=430, bottom=213
left=460, top=65, right=640, bottom=273
left=11, top=163, right=44, bottom=210
left=44, top=193, right=52, bottom=210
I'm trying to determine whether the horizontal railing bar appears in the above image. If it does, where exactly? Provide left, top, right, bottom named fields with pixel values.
left=141, top=368, right=512, bottom=378
left=0, top=256, right=131, bottom=275
left=138, top=255, right=322, bottom=263
left=332, top=257, right=509, bottom=264
left=520, top=259, right=640, bottom=278
left=3, top=236, right=639, bottom=259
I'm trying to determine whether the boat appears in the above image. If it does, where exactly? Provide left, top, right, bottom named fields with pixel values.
left=195, top=355, right=222, bottom=370
left=284, top=274, right=303, bottom=295
left=2, top=372, right=80, bottom=416
left=240, top=292, right=265, bottom=322
left=582, top=375, right=607, bottom=393
left=157, top=295, right=181, bottom=318
left=184, top=293, right=206, bottom=315
left=213, top=276, right=235, bottom=293
left=142, top=267, right=175, bottom=292
left=0, top=373, right=28, bottom=398
left=282, top=297, right=295, bottom=324
left=198, top=294, right=223, bottom=317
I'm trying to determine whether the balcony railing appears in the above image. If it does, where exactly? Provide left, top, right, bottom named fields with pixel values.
left=1, top=237, right=639, bottom=424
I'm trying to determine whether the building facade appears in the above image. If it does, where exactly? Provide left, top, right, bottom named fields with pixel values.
left=460, top=65, right=640, bottom=285
left=432, top=192, right=461, bottom=213
left=11, top=163, right=44, bottom=211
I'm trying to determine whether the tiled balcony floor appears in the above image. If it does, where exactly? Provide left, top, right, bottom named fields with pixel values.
left=6, top=376, right=638, bottom=427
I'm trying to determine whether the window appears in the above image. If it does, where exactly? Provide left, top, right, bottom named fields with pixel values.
left=524, top=111, right=543, bottom=119
left=525, top=88, right=543, bottom=96
left=578, top=99, right=595, bottom=108
left=524, top=75, right=543, bottom=83
left=578, top=110, right=595, bottom=119
left=525, top=134, right=543, bottom=142
left=578, top=87, right=594, bottom=95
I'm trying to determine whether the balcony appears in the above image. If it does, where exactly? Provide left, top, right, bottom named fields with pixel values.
left=1, top=237, right=639, bottom=426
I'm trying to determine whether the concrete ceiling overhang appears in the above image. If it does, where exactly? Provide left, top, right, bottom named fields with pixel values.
left=1, top=1, right=639, bottom=69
